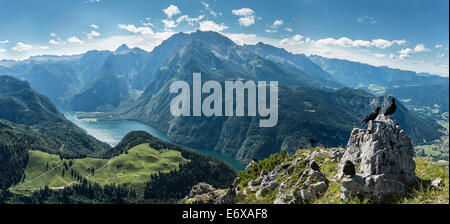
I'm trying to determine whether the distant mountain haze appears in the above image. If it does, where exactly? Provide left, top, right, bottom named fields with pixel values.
left=309, top=55, right=449, bottom=119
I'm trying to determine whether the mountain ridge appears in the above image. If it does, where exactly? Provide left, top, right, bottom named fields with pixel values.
left=98, top=32, right=442, bottom=163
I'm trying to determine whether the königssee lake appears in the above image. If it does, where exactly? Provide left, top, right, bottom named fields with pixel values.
left=62, top=110, right=245, bottom=170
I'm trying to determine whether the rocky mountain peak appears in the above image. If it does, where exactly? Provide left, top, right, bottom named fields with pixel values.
left=338, top=114, right=416, bottom=200
left=114, top=44, right=131, bottom=54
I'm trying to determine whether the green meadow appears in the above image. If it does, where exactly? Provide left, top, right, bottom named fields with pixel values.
left=12, top=143, right=189, bottom=196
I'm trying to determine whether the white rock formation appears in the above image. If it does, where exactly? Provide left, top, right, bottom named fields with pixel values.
left=338, top=114, right=416, bottom=200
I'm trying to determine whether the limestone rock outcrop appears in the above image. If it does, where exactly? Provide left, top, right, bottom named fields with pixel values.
left=338, top=114, right=416, bottom=200
left=183, top=182, right=220, bottom=204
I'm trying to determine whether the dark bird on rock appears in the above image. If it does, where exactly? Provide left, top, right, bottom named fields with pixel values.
left=362, top=107, right=381, bottom=125
left=343, top=160, right=356, bottom=177
left=309, top=138, right=315, bottom=148
left=384, top=98, right=397, bottom=116
left=310, top=161, right=320, bottom=171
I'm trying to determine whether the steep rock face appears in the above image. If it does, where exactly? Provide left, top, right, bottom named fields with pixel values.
left=338, top=114, right=416, bottom=200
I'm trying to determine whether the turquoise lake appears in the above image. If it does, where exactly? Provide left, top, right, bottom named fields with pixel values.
left=61, top=109, right=245, bottom=170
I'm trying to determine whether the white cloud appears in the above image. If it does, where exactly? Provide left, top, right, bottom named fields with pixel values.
left=280, top=34, right=304, bottom=45
left=398, top=48, right=413, bottom=59
left=2, top=31, right=176, bottom=61
left=374, top=53, right=386, bottom=58
left=176, top=15, right=189, bottom=23
left=271, top=20, right=283, bottom=28
left=67, top=36, right=83, bottom=45
left=12, top=42, right=33, bottom=52
left=232, top=8, right=256, bottom=27
left=315, top=37, right=353, bottom=48
left=0, top=49, right=6, bottom=53
left=292, top=35, right=304, bottom=42
left=160, top=11, right=205, bottom=30
left=224, top=32, right=447, bottom=76
left=435, top=44, right=443, bottom=49
left=397, top=44, right=431, bottom=59
left=265, top=29, right=277, bottom=33
left=161, top=19, right=178, bottom=29
left=352, top=39, right=372, bottom=48
left=163, top=5, right=181, bottom=18
left=436, top=53, right=445, bottom=58
left=238, top=17, right=255, bottom=27
left=371, top=39, right=394, bottom=49
left=87, top=30, right=100, bottom=39
left=118, top=24, right=153, bottom=34
left=201, top=1, right=219, bottom=17
left=393, top=39, right=406, bottom=46
left=0, top=40, right=8, bottom=44
left=285, top=28, right=293, bottom=32
left=176, top=15, right=204, bottom=26
left=142, top=22, right=154, bottom=27
left=49, top=39, right=60, bottom=45
left=40, top=46, right=49, bottom=50
left=414, top=44, right=430, bottom=52
left=231, top=8, right=254, bottom=17
left=91, top=24, right=99, bottom=29
left=312, top=37, right=405, bottom=49
left=225, top=32, right=444, bottom=75
left=334, top=37, right=354, bottom=47
left=198, top=20, right=228, bottom=32
left=49, top=33, right=57, bottom=37
left=357, top=15, right=378, bottom=24
left=141, top=18, right=154, bottom=27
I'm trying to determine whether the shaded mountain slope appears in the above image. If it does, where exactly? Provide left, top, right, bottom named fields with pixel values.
left=0, top=75, right=111, bottom=158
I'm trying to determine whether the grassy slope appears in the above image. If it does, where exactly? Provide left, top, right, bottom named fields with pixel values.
left=11, top=143, right=189, bottom=195
left=234, top=148, right=449, bottom=204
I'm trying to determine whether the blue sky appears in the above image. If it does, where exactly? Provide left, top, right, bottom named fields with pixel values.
left=0, top=0, right=448, bottom=76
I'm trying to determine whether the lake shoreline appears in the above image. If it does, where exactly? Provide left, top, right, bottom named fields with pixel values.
left=60, top=109, right=245, bottom=171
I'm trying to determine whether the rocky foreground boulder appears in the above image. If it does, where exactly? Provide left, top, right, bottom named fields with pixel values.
left=181, top=115, right=447, bottom=204
left=338, top=114, right=416, bottom=200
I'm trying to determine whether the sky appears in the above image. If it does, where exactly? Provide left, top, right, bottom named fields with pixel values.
left=0, top=0, right=448, bottom=76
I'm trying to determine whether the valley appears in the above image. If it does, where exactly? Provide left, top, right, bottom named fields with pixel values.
left=62, top=109, right=245, bottom=170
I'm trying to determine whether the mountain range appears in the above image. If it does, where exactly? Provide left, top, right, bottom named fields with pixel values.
left=0, top=31, right=447, bottom=164
left=309, top=55, right=449, bottom=119
left=98, top=31, right=443, bottom=163
left=241, top=42, right=448, bottom=120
